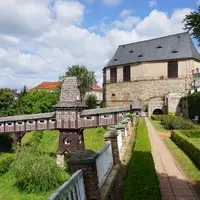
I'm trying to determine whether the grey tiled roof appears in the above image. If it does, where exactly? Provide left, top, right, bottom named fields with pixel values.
left=0, top=112, right=55, bottom=123
left=56, top=77, right=87, bottom=108
left=80, top=105, right=132, bottom=116
left=105, top=32, right=200, bottom=68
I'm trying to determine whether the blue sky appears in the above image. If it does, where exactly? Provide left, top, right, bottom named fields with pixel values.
left=0, top=0, right=199, bottom=89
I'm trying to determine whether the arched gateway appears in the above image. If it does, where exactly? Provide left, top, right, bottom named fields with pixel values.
left=0, top=77, right=141, bottom=154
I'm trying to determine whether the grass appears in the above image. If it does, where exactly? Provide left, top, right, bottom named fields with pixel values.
left=84, top=127, right=106, bottom=152
left=38, top=130, right=59, bottom=153
left=164, top=138, right=200, bottom=197
left=21, top=131, right=34, bottom=145
left=123, top=118, right=161, bottom=200
left=149, top=118, right=168, bottom=132
left=0, top=171, right=54, bottom=200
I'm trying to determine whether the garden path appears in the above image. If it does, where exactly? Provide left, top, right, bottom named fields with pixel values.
left=145, top=117, right=199, bottom=200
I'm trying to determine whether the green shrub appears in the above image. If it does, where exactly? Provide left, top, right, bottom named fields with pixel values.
left=161, top=115, right=197, bottom=130
left=151, top=115, right=163, bottom=121
left=171, top=130, right=200, bottom=169
left=0, top=153, right=14, bottom=175
left=11, top=146, right=69, bottom=193
left=24, top=131, right=43, bottom=147
left=123, top=118, right=161, bottom=200
left=180, top=130, right=200, bottom=138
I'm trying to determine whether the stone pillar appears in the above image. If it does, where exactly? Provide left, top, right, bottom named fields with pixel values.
left=104, top=129, right=120, bottom=165
left=116, top=124, right=125, bottom=137
left=68, top=150, right=100, bottom=200
left=121, top=120, right=128, bottom=136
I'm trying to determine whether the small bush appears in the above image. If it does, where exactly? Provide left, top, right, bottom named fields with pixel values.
left=11, top=146, right=68, bottom=193
left=97, top=127, right=105, bottom=133
left=171, top=130, right=200, bottom=169
left=0, top=153, right=14, bottom=175
left=151, top=115, right=163, bottom=121
left=161, top=115, right=197, bottom=130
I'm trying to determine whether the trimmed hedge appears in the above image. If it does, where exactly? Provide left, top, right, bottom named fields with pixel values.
left=171, top=130, right=200, bottom=169
left=123, top=118, right=161, bottom=200
left=151, top=115, right=199, bottom=130
left=0, top=153, right=14, bottom=175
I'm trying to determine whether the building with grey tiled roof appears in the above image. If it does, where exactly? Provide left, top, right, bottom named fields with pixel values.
left=103, top=32, right=200, bottom=115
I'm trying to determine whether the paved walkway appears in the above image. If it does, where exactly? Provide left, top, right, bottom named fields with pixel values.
left=145, top=118, right=199, bottom=200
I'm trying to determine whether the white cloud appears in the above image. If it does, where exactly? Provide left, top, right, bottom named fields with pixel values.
left=54, top=0, right=85, bottom=26
left=0, top=35, right=20, bottom=46
left=0, top=5, right=194, bottom=89
left=149, top=0, right=157, bottom=8
left=113, top=16, right=141, bottom=31
left=0, top=0, right=51, bottom=37
left=120, top=9, right=134, bottom=18
left=103, top=0, right=122, bottom=6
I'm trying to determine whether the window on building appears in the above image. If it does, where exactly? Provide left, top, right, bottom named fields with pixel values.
left=123, top=66, right=131, bottom=82
left=110, top=68, right=117, bottom=83
left=168, top=61, right=178, bottom=78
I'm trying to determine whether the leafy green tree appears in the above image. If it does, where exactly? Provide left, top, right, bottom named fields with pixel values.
left=85, top=94, right=97, bottom=109
left=19, top=89, right=59, bottom=114
left=0, top=88, right=15, bottom=116
left=184, top=7, right=200, bottom=45
left=60, top=65, right=97, bottom=99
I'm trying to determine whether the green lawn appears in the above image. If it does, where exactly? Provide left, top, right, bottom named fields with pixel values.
left=164, top=138, right=200, bottom=197
left=38, top=130, right=59, bottom=153
left=123, top=118, right=161, bottom=200
left=0, top=169, right=55, bottom=200
left=84, top=127, right=106, bottom=152
left=149, top=118, right=168, bottom=132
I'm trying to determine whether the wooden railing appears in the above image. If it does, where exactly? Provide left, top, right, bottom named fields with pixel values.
left=96, top=141, right=113, bottom=188
left=48, top=170, right=86, bottom=200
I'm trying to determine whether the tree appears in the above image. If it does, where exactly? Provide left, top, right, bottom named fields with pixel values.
left=0, top=88, right=15, bottom=117
left=85, top=94, right=97, bottom=109
left=19, top=89, right=59, bottom=114
left=183, top=7, right=200, bottom=45
left=60, top=65, right=97, bottom=99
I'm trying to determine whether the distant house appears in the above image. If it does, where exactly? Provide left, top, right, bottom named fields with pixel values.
left=28, top=81, right=103, bottom=101
left=86, top=84, right=103, bottom=102
left=11, top=89, right=18, bottom=99
left=28, top=82, right=61, bottom=93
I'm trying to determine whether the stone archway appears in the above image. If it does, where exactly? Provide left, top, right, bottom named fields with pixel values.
left=153, top=109, right=163, bottom=115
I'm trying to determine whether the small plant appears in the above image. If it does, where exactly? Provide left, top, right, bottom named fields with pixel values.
left=11, top=146, right=69, bottom=193
left=0, top=153, right=14, bottom=175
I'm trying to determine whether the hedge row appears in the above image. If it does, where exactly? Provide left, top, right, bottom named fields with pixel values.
left=171, top=130, right=200, bottom=169
left=0, top=153, right=14, bottom=176
left=151, top=115, right=199, bottom=130
left=123, top=118, right=161, bottom=200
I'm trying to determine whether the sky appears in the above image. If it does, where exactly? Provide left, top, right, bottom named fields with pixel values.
left=0, top=0, right=199, bottom=90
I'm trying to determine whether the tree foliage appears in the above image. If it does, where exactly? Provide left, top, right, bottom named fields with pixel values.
left=60, top=65, right=97, bottom=99
left=85, top=94, right=97, bottom=109
left=184, top=7, right=200, bottom=45
left=19, top=89, right=60, bottom=114
left=0, top=88, right=15, bottom=117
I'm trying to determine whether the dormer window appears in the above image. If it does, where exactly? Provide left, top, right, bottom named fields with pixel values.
left=129, top=50, right=134, bottom=53
left=138, top=54, right=143, bottom=57
left=172, top=50, right=178, bottom=53
left=114, top=58, right=118, bottom=61
left=157, top=45, right=162, bottom=49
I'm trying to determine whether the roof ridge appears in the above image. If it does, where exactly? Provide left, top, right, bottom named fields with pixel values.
left=119, top=32, right=188, bottom=47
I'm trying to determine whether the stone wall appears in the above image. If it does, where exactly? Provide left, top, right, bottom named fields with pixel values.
left=105, top=78, right=192, bottom=110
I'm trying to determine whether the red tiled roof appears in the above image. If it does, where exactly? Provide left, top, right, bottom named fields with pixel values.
left=28, top=82, right=61, bottom=92
left=28, top=82, right=101, bottom=92
left=92, top=84, right=101, bottom=90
